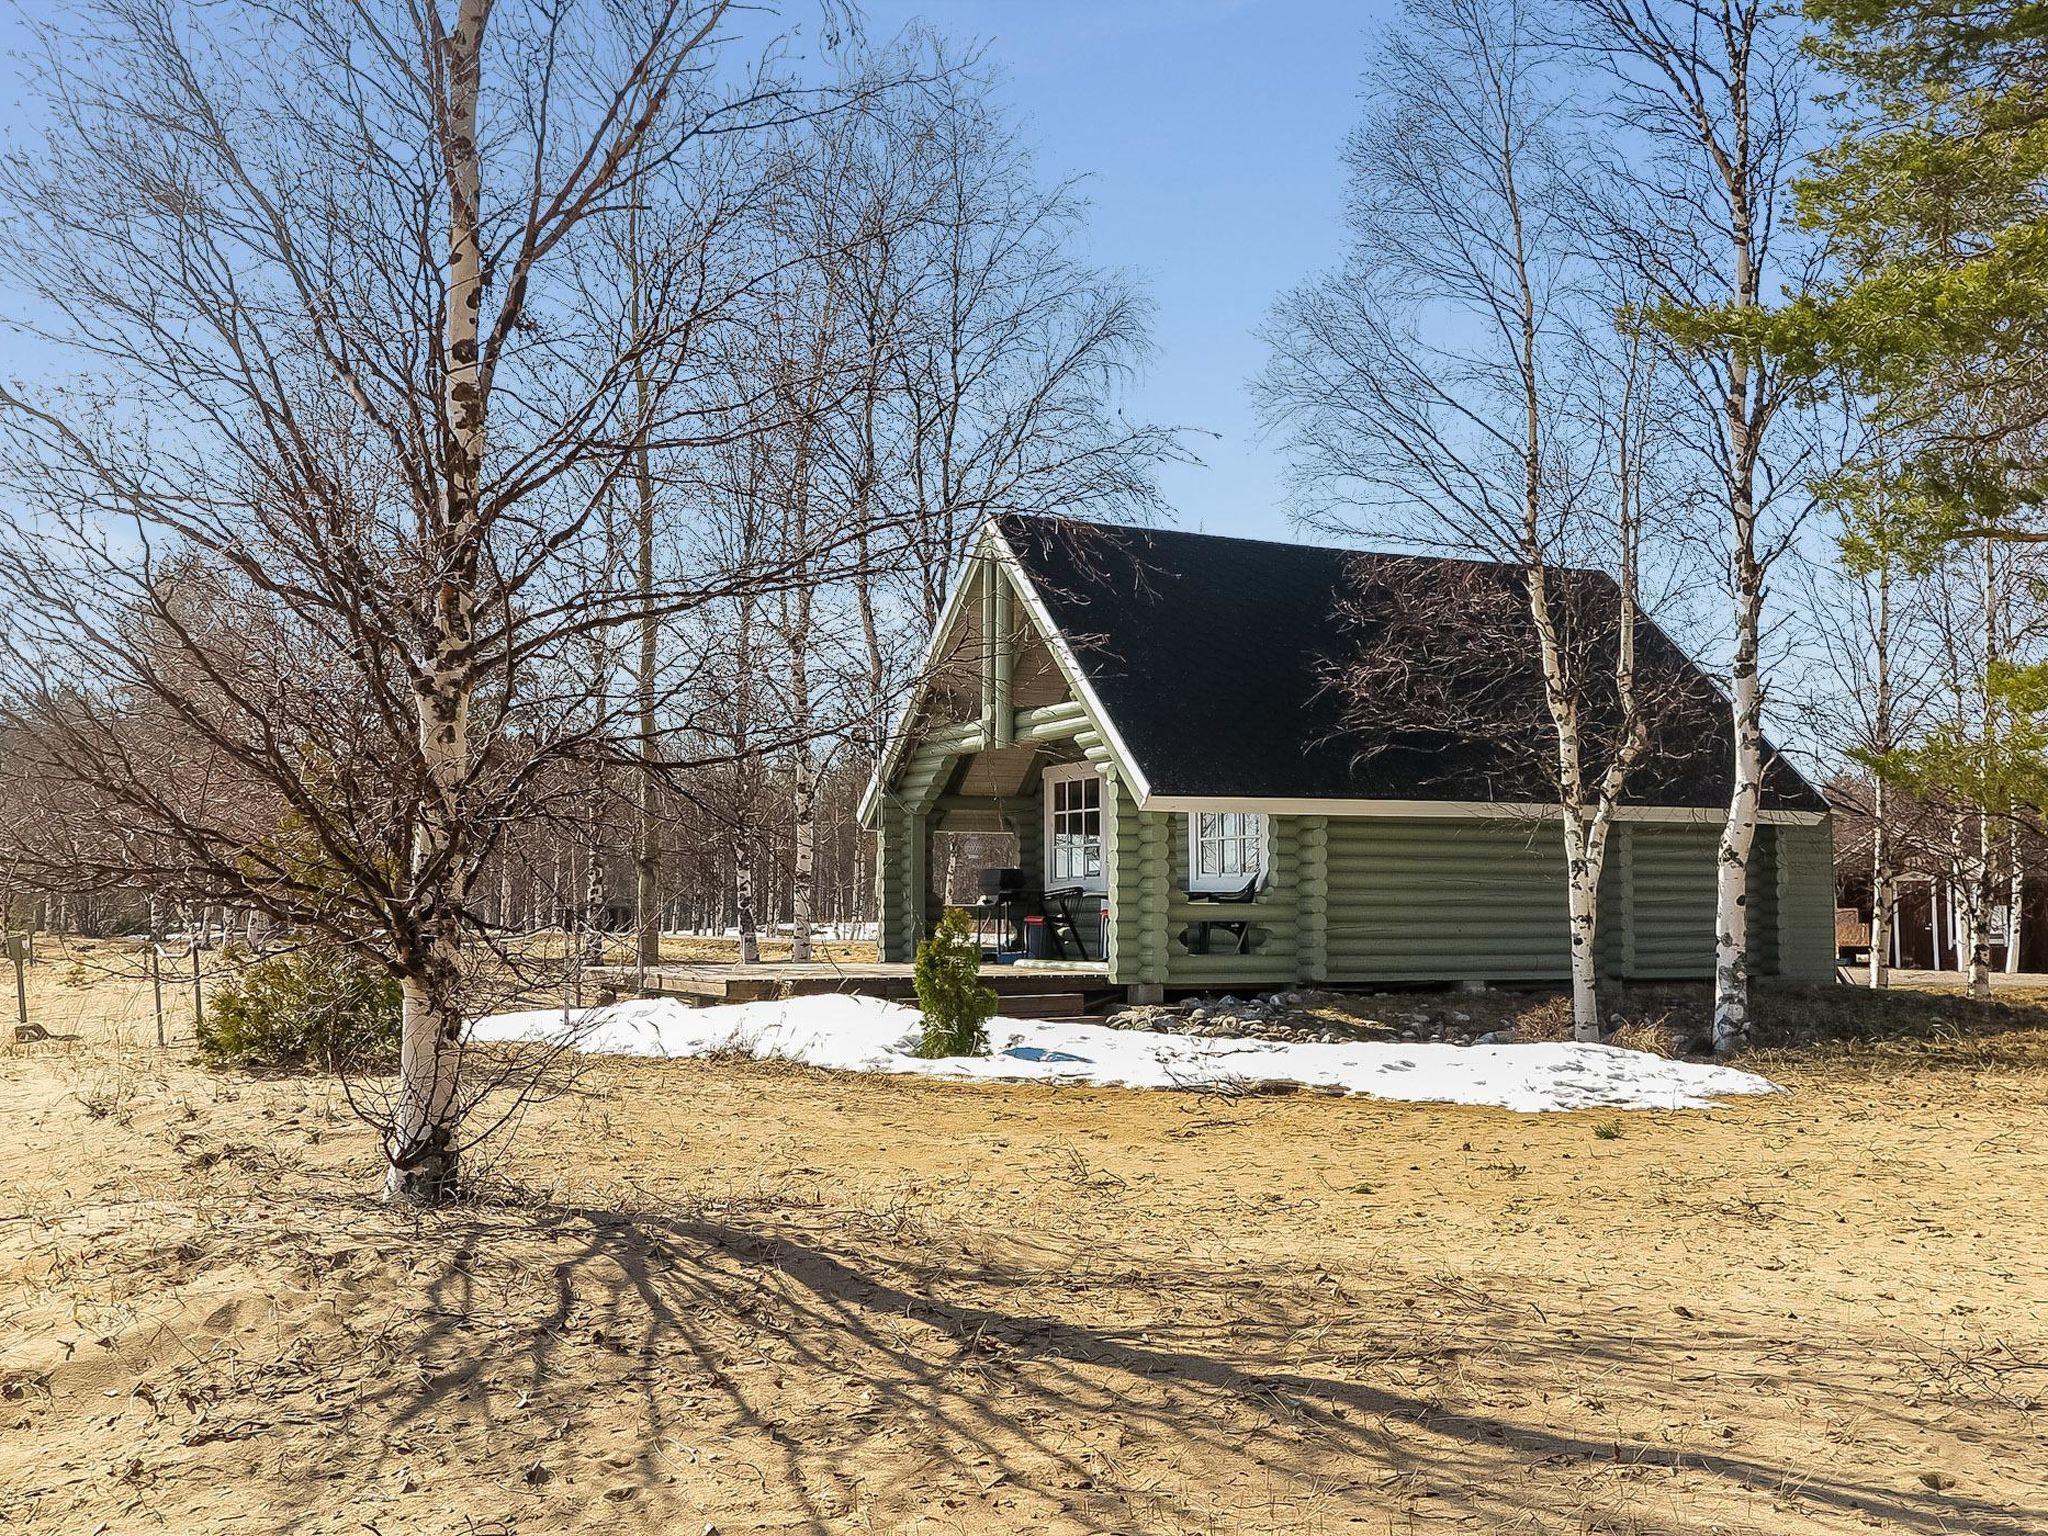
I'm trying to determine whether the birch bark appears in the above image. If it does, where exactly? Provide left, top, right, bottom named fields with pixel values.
left=1968, top=539, right=1999, bottom=999
left=1711, top=205, right=1764, bottom=1053
left=2006, top=825, right=2024, bottom=973
left=1869, top=778, right=1892, bottom=990
left=1869, top=556, right=1894, bottom=990
left=388, top=0, right=489, bottom=1203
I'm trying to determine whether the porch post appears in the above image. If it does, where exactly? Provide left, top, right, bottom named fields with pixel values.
left=910, top=808, right=933, bottom=946
left=1102, top=769, right=1140, bottom=995
left=990, top=565, right=1015, bottom=748
left=875, top=801, right=906, bottom=962
left=875, top=796, right=936, bottom=963
left=978, top=556, right=997, bottom=738
left=1137, top=810, right=1171, bottom=996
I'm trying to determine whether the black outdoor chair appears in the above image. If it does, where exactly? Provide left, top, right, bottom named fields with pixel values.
left=1185, top=876, right=1259, bottom=955
left=1039, top=885, right=1091, bottom=960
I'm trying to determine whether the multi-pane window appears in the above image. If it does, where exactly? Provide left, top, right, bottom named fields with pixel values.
left=1044, top=766, right=1103, bottom=890
left=1189, top=812, right=1264, bottom=893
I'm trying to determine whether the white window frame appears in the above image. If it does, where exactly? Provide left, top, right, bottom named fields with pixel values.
left=1042, top=762, right=1106, bottom=893
left=1186, top=811, right=1267, bottom=895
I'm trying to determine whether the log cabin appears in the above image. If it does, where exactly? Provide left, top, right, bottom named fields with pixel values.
left=859, top=516, right=1834, bottom=1002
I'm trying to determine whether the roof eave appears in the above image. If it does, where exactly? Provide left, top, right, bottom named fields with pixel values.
left=855, top=525, right=996, bottom=828
left=987, top=522, right=1152, bottom=801
left=1137, top=793, right=1829, bottom=825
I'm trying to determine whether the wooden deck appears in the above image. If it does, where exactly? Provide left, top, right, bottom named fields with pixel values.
left=591, top=959, right=1114, bottom=1018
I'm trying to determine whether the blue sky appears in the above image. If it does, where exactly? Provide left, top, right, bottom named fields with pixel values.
left=0, top=0, right=1384, bottom=540
left=863, top=0, right=1385, bottom=539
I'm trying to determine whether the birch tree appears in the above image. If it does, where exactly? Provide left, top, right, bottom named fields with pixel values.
left=1883, top=536, right=2048, bottom=994
left=1573, top=0, right=1820, bottom=1052
left=1259, top=0, right=1687, bottom=1038
left=0, top=0, right=921, bottom=1201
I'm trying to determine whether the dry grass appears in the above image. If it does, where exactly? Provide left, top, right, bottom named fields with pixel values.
left=1, top=953, right=2044, bottom=1534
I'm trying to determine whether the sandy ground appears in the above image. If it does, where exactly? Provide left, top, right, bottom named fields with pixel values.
left=2, top=946, right=2045, bottom=1534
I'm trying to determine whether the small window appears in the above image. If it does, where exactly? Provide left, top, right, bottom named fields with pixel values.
left=1043, top=764, right=1104, bottom=892
left=1188, top=812, right=1265, bottom=894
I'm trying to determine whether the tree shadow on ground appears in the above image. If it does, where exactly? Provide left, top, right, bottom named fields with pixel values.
left=335, top=1184, right=2040, bottom=1536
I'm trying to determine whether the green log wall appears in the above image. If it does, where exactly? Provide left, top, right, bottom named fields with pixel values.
left=1316, top=818, right=1570, bottom=984
left=882, top=779, right=1833, bottom=984
left=1098, top=812, right=1834, bottom=988
left=1773, top=820, right=1838, bottom=981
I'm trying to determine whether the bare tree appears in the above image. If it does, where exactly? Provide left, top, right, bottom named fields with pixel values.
left=872, top=46, right=1185, bottom=645
left=1259, top=0, right=1689, bottom=1037
left=0, top=0, right=920, bottom=1201
left=1898, top=537, right=2048, bottom=993
left=1796, top=428, right=1944, bottom=989
left=723, top=44, right=1183, bottom=944
left=1573, top=0, right=1821, bottom=1051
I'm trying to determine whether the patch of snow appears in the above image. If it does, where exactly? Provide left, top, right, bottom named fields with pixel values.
left=471, top=994, right=1776, bottom=1113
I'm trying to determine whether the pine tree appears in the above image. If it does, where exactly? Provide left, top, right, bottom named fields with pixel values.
left=913, top=908, right=998, bottom=1059
left=1792, top=0, right=2048, bottom=534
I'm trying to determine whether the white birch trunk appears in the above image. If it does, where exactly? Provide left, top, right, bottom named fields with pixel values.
left=1713, top=537, right=1763, bottom=1054
left=1710, top=46, right=1767, bottom=1055
left=1712, top=589, right=1761, bottom=1056
left=387, top=0, right=488, bottom=1204
left=1970, top=539, right=1998, bottom=999
left=1968, top=809, right=1994, bottom=999
left=2006, top=827, right=2024, bottom=973
left=1868, top=780, right=1891, bottom=990
left=1563, top=814, right=1604, bottom=1041
left=735, top=855, right=759, bottom=964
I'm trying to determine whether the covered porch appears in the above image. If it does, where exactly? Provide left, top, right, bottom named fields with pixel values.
left=872, top=696, right=1128, bottom=965
left=861, top=537, right=1298, bottom=1000
left=863, top=543, right=1152, bottom=978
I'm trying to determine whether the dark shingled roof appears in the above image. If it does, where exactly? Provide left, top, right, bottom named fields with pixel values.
left=995, top=514, right=1828, bottom=813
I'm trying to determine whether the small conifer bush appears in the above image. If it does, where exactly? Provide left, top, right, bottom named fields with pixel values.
left=198, top=945, right=401, bottom=1071
left=913, top=907, right=998, bottom=1059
